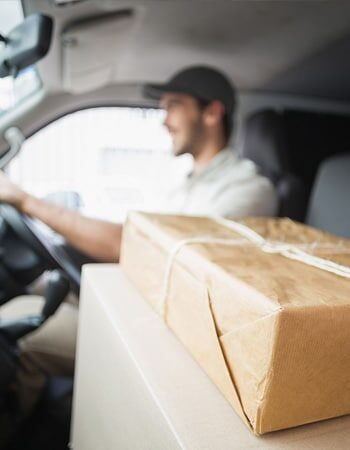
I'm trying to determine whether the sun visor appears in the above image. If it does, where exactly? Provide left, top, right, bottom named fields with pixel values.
left=62, top=10, right=135, bottom=94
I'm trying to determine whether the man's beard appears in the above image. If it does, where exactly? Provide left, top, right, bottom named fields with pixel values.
left=174, top=118, right=205, bottom=158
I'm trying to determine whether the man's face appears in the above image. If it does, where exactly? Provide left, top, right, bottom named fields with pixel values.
left=160, top=93, right=205, bottom=157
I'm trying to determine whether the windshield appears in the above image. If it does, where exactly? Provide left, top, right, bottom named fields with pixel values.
left=0, top=1, right=23, bottom=34
left=0, top=1, right=42, bottom=117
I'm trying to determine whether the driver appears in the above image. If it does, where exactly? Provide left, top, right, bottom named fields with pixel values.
left=0, top=66, right=277, bottom=419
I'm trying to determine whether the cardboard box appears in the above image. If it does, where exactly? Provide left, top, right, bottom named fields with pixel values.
left=120, top=212, right=350, bottom=435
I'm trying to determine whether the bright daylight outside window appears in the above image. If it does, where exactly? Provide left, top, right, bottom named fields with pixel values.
left=0, top=1, right=41, bottom=117
left=7, top=107, right=192, bottom=222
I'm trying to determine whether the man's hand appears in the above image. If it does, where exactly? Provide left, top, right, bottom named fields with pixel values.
left=0, top=171, right=27, bottom=210
left=0, top=170, right=122, bottom=261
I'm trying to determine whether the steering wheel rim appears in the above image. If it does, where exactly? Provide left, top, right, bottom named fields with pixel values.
left=0, top=204, right=81, bottom=291
left=0, top=204, right=57, bottom=265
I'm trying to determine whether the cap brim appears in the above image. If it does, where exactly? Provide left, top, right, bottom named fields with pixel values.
left=143, top=82, right=189, bottom=100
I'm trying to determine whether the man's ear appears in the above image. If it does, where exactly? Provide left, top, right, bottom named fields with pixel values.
left=203, top=101, right=225, bottom=127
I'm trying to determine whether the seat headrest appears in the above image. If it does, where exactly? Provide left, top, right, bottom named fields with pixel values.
left=242, top=109, right=290, bottom=180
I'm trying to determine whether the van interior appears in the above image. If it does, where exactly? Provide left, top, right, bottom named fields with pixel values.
left=0, top=1, right=350, bottom=449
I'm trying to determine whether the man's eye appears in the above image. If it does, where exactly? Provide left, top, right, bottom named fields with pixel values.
left=161, top=100, right=180, bottom=111
left=168, top=101, right=179, bottom=109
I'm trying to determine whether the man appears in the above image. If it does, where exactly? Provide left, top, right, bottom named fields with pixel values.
left=0, top=66, right=277, bottom=422
left=0, top=66, right=277, bottom=262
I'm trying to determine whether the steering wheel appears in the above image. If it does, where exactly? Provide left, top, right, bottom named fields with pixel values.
left=0, top=203, right=81, bottom=292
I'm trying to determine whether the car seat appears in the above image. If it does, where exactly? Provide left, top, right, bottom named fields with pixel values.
left=306, top=153, right=350, bottom=238
left=241, top=109, right=306, bottom=221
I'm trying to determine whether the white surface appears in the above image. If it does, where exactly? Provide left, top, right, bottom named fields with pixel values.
left=71, top=264, right=350, bottom=450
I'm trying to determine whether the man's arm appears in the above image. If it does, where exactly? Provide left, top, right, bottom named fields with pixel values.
left=0, top=172, right=122, bottom=262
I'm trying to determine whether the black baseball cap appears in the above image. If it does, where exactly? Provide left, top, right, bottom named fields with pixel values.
left=144, top=65, right=235, bottom=113
left=144, top=65, right=235, bottom=137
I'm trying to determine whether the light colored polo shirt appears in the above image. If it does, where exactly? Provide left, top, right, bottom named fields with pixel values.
left=156, top=148, right=278, bottom=218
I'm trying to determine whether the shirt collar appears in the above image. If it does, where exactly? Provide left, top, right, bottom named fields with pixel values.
left=187, top=147, right=238, bottom=180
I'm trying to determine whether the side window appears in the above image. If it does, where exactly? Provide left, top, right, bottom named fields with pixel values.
left=7, top=107, right=190, bottom=222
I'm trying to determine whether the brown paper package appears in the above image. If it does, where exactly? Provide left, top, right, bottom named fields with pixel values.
left=120, top=212, right=350, bottom=435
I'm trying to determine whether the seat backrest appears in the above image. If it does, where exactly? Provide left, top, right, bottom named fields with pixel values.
left=242, top=109, right=307, bottom=220
left=306, top=153, right=350, bottom=238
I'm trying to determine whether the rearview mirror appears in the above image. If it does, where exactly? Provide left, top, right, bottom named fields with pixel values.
left=0, top=14, right=53, bottom=78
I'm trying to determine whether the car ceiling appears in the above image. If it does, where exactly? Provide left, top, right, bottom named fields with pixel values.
left=22, top=0, right=350, bottom=102
left=23, top=0, right=350, bottom=101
